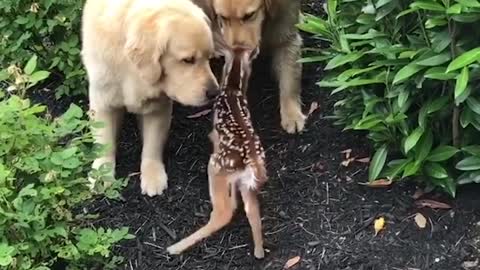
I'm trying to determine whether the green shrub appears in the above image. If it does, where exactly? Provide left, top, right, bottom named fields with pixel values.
left=0, top=61, right=132, bottom=269
left=298, top=0, right=480, bottom=197
left=0, top=0, right=85, bottom=98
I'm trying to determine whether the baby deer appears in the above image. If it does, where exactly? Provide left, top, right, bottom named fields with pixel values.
left=167, top=48, right=267, bottom=258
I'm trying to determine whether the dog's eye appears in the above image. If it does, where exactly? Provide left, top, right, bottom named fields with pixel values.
left=182, top=57, right=196, bottom=64
left=242, top=11, right=255, bottom=21
left=220, top=15, right=229, bottom=22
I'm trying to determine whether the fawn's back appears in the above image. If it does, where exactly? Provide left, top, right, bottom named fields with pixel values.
left=209, top=48, right=267, bottom=189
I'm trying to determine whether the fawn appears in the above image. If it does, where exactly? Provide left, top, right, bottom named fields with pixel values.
left=167, top=47, right=267, bottom=258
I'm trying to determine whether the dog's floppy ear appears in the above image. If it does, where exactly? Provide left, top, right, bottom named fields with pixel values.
left=124, top=14, right=169, bottom=85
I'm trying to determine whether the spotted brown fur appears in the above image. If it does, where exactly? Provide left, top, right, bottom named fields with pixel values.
left=209, top=48, right=267, bottom=189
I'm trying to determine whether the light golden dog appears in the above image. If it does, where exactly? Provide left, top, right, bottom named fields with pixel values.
left=194, top=0, right=306, bottom=134
left=81, top=0, right=219, bottom=196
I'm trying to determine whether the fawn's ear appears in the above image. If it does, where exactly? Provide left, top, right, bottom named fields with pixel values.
left=124, top=14, right=169, bottom=85
left=220, top=49, right=234, bottom=88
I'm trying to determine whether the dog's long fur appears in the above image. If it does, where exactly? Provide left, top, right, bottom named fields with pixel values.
left=81, top=0, right=219, bottom=196
left=194, top=0, right=306, bottom=134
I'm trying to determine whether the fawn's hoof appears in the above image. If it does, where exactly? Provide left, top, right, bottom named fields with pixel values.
left=254, top=247, right=265, bottom=259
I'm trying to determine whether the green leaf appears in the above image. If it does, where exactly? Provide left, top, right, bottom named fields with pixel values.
left=325, top=52, right=364, bottom=70
left=424, top=67, right=457, bottom=80
left=427, top=145, right=459, bottom=161
left=368, top=144, right=388, bottom=181
left=354, top=114, right=384, bottom=130
left=456, top=156, right=480, bottom=170
left=455, top=85, right=472, bottom=106
left=410, top=1, right=446, bottom=11
left=425, top=17, right=448, bottom=28
left=393, top=64, right=425, bottom=84
left=415, top=130, right=433, bottom=162
left=456, top=0, right=480, bottom=7
left=416, top=53, right=451, bottom=66
left=24, top=55, right=38, bottom=75
left=447, top=3, right=462, bottom=13
left=29, top=71, right=51, bottom=84
left=398, top=89, right=409, bottom=108
left=376, top=2, right=396, bottom=21
left=425, top=162, right=449, bottom=179
left=446, top=47, right=480, bottom=72
left=466, top=96, right=480, bottom=115
left=396, top=8, right=419, bottom=19
left=327, top=0, right=338, bottom=19
left=454, top=67, right=469, bottom=101
left=384, top=158, right=411, bottom=179
left=452, top=13, right=480, bottom=22
left=298, top=55, right=331, bottom=63
left=404, top=128, right=424, bottom=153
left=427, top=96, right=450, bottom=114
left=431, top=30, right=451, bottom=53
left=458, top=171, right=480, bottom=185
left=462, top=145, right=480, bottom=156
left=403, top=161, right=421, bottom=178
left=0, top=243, right=15, bottom=266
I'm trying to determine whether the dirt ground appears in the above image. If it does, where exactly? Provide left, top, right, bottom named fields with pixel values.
left=30, top=1, right=480, bottom=270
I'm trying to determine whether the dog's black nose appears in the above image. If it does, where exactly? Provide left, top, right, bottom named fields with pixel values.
left=206, top=88, right=220, bottom=99
left=206, top=81, right=220, bottom=99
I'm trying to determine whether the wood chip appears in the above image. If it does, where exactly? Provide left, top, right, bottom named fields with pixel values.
left=284, top=256, right=301, bottom=269
left=414, top=213, right=427, bottom=229
left=308, top=101, right=319, bottom=116
left=186, top=109, right=211, bottom=119
left=356, top=157, right=370, bottom=163
left=359, top=178, right=393, bottom=188
left=415, top=199, right=452, bottom=209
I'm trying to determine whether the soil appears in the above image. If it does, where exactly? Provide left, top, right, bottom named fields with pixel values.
left=29, top=1, right=480, bottom=270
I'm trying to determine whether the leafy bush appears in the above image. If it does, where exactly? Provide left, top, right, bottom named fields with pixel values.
left=0, top=0, right=85, bottom=98
left=0, top=74, right=132, bottom=268
left=298, top=0, right=480, bottom=197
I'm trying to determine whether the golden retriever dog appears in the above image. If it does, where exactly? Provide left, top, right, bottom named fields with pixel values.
left=193, top=0, right=306, bottom=134
left=81, top=0, right=219, bottom=196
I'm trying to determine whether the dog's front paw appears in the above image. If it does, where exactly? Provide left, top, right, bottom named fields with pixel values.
left=89, top=156, right=116, bottom=190
left=140, top=159, right=168, bottom=197
left=166, top=243, right=184, bottom=255
left=281, top=106, right=306, bottom=134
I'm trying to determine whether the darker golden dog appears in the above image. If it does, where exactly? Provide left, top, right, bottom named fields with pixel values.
left=194, top=0, right=306, bottom=134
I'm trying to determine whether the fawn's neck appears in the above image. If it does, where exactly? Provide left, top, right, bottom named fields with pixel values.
left=226, top=55, right=242, bottom=90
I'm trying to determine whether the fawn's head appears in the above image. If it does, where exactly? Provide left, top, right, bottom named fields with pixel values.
left=220, top=47, right=259, bottom=92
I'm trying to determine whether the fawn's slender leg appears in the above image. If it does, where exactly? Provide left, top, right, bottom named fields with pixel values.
left=240, top=185, right=264, bottom=259
left=167, top=162, right=234, bottom=255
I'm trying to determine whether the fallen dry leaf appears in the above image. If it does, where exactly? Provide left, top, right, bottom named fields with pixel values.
left=414, top=213, right=427, bottom=229
left=186, top=109, right=211, bottom=119
left=374, top=217, right=385, bottom=236
left=341, top=158, right=355, bottom=167
left=284, top=256, right=301, bottom=269
left=356, top=157, right=370, bottom=163
left=412, top=189, right=425, bottom=200
left=462, top=259, right=479, bottom=269
left=359, top=178, right=393, bottom=188
left=415, top=199, right=452, bottom=209
left=308, top=101, right=319, bottom=116
left=340, top=149, right=352, bottom=159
